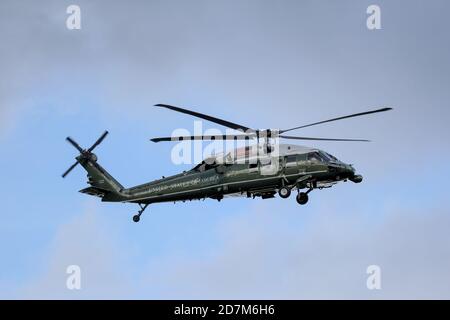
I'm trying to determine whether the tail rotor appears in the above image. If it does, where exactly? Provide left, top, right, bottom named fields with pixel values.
left=62, top=130, right=109, bottom=178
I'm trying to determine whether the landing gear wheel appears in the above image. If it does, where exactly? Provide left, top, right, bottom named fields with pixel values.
left=296, top=192, right=309, bottom=205
left=132, top=203, right=149, bottom=223
left=278, top=187, right=291, bottom=199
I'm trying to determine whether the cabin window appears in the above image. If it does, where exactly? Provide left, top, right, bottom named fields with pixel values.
left=249, top=163, right=258, bottom=169
left=286, top=155, right=297, bottom=163
left=197, top=163, right=206, bottom=172
left=192, top=161, right=217, bottom=172
left=204, top=163, right=216, bottom=171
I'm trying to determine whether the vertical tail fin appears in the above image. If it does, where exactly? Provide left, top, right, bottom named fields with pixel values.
left=82, top=160, right=123, bottom=192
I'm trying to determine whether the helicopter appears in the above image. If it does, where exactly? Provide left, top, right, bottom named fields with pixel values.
left=62, top=104, right=392, bottom=222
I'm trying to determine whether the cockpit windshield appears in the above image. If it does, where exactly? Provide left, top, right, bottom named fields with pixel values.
left=325, top=152, right=339, bottom=162
left=318, top=151, right=332, bottom=162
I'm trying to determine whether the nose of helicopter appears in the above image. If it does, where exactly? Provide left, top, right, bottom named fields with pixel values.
left=328, top=163, right=362, bottom=183
left=345, top=164, right=363, bottom=183
left=345, top=163, right=355, bottom=175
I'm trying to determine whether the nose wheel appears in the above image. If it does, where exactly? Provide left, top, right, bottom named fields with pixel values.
left=133, top=203, right=149, bottom=223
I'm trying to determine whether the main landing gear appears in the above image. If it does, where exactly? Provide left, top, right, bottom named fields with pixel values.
left=133, top=203, right=149, bottom=223
left=278, top=184, right=314, bottom=205
left=296, top=188, right=313, bottom=205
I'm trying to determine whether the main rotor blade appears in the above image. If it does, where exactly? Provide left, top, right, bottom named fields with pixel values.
left=88, top=130, right=109, bottom=152
left=280, top=135, right=370, bottom=142
left=280, top=107, right=392, bottom=134
left=151, top=134, right=255, bottom=143
left=62, top=161, right=79, bottom=178
left=66, top=137, right=84, bottom=153
left=155, top=104, right=253, bottom=132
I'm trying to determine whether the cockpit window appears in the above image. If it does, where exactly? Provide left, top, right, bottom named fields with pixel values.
left=326, top=152, right=338, bottom=161
left=319, top=151, right=332, bottom=162
left=307, top=152, right=322, bottom=162
left=308, top=151, right=335, bottom=162
left=307, top=151, right=339, bottom=163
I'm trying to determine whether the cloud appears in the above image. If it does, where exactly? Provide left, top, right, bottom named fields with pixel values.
left=19, top=202, right=134, bottom=299
left=142, top=201, right=450, bottom=299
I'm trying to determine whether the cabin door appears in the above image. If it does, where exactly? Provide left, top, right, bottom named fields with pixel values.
left=284, top=154, right=298, bottom=176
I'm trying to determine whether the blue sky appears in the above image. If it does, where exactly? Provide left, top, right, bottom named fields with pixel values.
left=1, top=0, right=450, bottom=298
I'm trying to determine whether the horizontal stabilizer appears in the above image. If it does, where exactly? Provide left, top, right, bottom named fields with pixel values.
left=79, top=186, right=108, bottom=198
